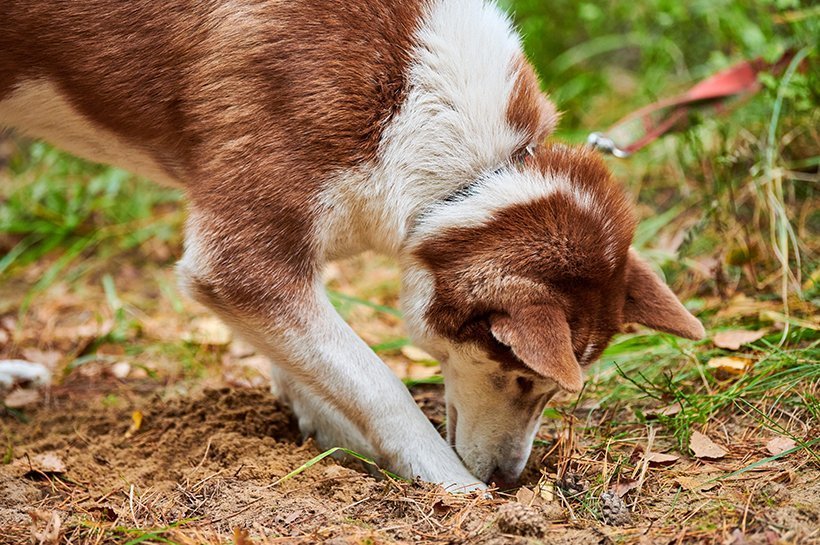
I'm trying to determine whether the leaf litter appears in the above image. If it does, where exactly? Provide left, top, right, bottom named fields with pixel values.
left=689, top=431, right=728, bottom=459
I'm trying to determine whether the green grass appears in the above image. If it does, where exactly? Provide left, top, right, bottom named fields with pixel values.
left=1, top=141, right=183, bottom=314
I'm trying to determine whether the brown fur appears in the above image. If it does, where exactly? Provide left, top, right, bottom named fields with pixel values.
left=415, top=144, right=637, bottom=381
left=506, top=55, right=559, bottom=147
left=0, top=0, right=427, bottom=320
left=623, top=249, right=705, bottom=340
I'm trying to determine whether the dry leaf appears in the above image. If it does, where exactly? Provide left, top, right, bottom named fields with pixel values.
left=675, top=475, right=719, bottom=492
left=401, top=345, right=435, bottom=362
left=515, top=486, right=545, bottom=506
left=713, top=330, right=765, bottom=350
left=536, top=481, right=555, bottom=503
left=765, top=436, right=797, bottom=456
left=53, top=319, right=113, bottom=342
left=689, top=431, right=727, bottom=459
left=125, top=411, right=143, bottom=438
left=30, top=510, right=62, bottom=545
left=183, top=316, right=232, bottom=346
left=707, top=356, right=751, bottom=376
left=20, top=349, right=63, bottom=370
left=645, top=402, right=682, bottom=418
left=13, top=453, right=67, bottom=477
left=3, top=388, right=41, bottom=408
left=612, top=480, right=640, bottom=497
left=645, top=452, right=680, bottom=465
left=34, top=453, right=66, bottom=474
left=110, top=361, right=131, bottom=379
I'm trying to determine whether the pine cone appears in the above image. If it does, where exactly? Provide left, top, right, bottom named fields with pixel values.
left=600, top=492, right=632, bottom=526
left=556, top=473, right=587, bottom=498
left=496, top=503, right=549, bottom=538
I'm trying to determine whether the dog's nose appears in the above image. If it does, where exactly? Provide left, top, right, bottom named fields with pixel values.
left=487, top=467, right=518, bottom=490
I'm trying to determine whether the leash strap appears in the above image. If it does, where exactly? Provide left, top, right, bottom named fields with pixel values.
left=588, top=50, right=797, bottom=158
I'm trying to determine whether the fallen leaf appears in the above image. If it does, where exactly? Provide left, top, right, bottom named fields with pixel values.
left=125, top=411, right=143, bottom=438
left=3, top=388, right=40, bottom=408
left=401, top=345, right=435, bottom=362
left=689, top=431, right=727, bottom=459
left=707, top=356, right=752, bottom=376
left=645, top=402, right=682, bottom=418
left=13, top=453, right=67, bottom=477
left=183, top=316, right=232, bottom=346
left=713, top=330, right=765, bottom=350
left=675, top=475, right=719, bottom=492
left=515, top=486, right=545, bottom=506
left=30, top=510, right=61, bottom=545
left=233, top=528, right=252, bottom=545
left=35, top=453, right=66, bottom=473
left=110, top=361, right=131, bottom=379
left=20, top=349, right=62, bottom=370
left=535, top=481, right=555, bottom=503
left=765, top=436, right=797, bottom=456
left=612, top=479, right=640, bottom=497
left=645, top=452, right=680, bottom=465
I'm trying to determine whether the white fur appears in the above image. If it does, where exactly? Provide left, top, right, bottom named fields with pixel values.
left=317, top=0, right=530, bottom=259
left=441, top=346, right=554, bottom=483
left=414, top=170, right=589, bottom=237
left=0, top=360, right=51, bottom=388
left=0, top=80, right=180, bottom=187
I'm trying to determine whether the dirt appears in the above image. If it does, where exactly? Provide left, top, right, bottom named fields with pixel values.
left=2, top=384, right=819, bottom=544
left=0, top=385, right=601, bottom=544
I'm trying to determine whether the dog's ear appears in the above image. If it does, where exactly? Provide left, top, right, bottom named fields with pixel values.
left=623, top=249, right=705, bottom=340
left=489, top=306, right=584, bottom=392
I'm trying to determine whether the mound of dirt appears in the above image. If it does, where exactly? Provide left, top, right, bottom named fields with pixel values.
left=4, top=385, right=818, bottom=544
left=0, top=386, right=595, bottom=544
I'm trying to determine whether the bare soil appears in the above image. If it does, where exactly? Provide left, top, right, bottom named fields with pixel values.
left=2, top=381, right=818, bottom=544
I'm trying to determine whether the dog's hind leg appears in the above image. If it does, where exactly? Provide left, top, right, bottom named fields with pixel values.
left=177, top=209, right=482, bottom=491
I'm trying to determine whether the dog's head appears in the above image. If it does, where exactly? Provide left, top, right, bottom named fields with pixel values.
left=401, top=144, right=703, bottom=487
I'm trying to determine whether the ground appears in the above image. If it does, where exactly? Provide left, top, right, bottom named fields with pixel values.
left=0, top=247, right=817, bottom=544
left=1, top=2, right=818, bottom=543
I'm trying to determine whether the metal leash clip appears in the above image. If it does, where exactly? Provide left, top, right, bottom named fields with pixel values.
left=587, top=49, right=798, bottom=158
left=587, top=132, right=632, bottom=158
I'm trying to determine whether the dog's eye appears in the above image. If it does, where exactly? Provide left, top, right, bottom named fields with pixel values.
left=512, top=144, right=535, bottom=165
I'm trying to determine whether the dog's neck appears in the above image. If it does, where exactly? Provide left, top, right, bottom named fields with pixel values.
left=317, top=0, right=556, bottom=261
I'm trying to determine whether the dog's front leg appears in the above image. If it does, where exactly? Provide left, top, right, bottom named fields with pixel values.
left=178, top=216, right=481, bottom=491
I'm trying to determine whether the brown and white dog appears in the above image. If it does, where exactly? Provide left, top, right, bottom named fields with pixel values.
left=0, top=0, right=704, bottom=490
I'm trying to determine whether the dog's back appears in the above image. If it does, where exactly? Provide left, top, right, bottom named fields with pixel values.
left=0, top=1, right=425, bottom=189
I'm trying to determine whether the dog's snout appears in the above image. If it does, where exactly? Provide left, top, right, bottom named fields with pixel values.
left=487, top=467, right=518, bottom=490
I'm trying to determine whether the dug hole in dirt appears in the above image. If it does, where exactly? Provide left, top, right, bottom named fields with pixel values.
left=1, top=384, right=607, bottom=544
left=3, top=379, right=820, bottom=544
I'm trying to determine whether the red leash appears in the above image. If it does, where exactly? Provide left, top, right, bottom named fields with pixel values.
left=588, top=50, right=798, bottom=158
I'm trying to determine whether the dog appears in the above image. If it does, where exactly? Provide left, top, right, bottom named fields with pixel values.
left=0, top=0, right=704, bottom=491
